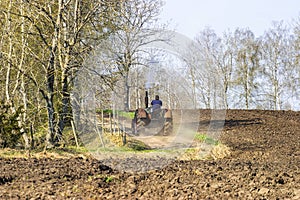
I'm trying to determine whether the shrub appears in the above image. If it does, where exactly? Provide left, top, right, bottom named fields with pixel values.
left=0, top=103, right=23, bottom=148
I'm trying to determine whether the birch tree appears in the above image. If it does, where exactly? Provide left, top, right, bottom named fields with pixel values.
left=0, top=0, right=33, bottom=148
left=232, top=28, right=260, bottom=109
left=289, top=16, right=300, bottom=110
left=12, top=0, right=118, bottom=148
left=191, top=27, right=229, bottom=109
left=260, top=22, right=293, bottom=110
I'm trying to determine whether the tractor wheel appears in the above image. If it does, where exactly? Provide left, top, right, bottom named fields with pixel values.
left=136, top=117, right=146, bottom=134
left=132, top=119, right=138, bottom=135
left=163, top=119, right=173, bottom=136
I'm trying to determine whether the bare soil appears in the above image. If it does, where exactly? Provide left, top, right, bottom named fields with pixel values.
left=1, top=109, right=300, bottom=199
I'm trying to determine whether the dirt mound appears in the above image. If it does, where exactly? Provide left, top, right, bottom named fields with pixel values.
left=0, top=109, right=299, bottom=199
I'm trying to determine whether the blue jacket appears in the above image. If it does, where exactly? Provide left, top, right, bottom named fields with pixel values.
left=151, top=100, right=162, bottom=106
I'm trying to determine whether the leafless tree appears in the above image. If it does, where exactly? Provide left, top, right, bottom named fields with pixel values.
left=187, top=28, right=227, bottom=109
left=231, top=28, right=260, bottom=109
left=260, top=21, right=294, bottom=110
left=94, top=0, right=169, bottom=111
left=289, top=16, right=300, bottom=110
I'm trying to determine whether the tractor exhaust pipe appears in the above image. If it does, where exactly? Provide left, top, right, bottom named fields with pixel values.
left=145, top=90, right=149, bottom=108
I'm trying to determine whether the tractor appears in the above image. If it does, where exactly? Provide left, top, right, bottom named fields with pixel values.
left=131, top=91, right=173, bottom=136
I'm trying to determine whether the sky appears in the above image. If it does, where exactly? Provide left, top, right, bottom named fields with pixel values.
left=159, top=0, right=300, bottom=39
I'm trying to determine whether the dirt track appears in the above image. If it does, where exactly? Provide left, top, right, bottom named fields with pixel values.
left=0, top=109, right=300, bottom=199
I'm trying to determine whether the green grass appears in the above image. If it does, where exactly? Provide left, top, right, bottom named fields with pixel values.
left=117, top=110, right=135, bottom=119
left=194, top=133, right=207, bottom=142
left=194, top=133, right=219, bottom=145
left=96, top=109, right=135, bottom=119
left=105, top=176, right=114, bottom=183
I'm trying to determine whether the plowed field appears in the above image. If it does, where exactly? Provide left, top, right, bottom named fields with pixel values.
left=1, top=109, right=299, bottom=199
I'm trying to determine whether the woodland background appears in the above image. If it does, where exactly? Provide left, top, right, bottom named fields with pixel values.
left=0, top=0, right=299, bottom=149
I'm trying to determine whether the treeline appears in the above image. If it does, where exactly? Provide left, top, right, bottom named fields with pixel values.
left=112, top=20, right=300, bottom=112
left=0, top=0, right=299, bottom=149
left=184, top=21, right=300, bottom=110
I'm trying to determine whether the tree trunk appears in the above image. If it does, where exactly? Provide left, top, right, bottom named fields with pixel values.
left=20, top=1, right=30, bottom=149
left=45, top=0, right=62, bottom=148
left=45, top=98, right=56, bottom=148
left=57, top=75, right=70, bottom=141
left=44, top=48, right=57, bottom=148
left=5, top=0, right=12, bottom=105
left=124, top=72, right=130, bottom=111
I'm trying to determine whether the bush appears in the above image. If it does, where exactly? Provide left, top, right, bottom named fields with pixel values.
left=0, top=103, right=23, bottom=148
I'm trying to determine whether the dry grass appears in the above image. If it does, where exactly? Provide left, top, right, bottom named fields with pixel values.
left=180, top=143, right=231, bottom=160
left=0, top=147, right=91, bottom=159
left=210, top=143, right=231, bottom=159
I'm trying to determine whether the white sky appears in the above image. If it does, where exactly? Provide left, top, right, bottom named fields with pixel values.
left=159, top=0, right=300, bottom=39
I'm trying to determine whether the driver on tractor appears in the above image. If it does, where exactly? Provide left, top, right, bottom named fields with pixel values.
left=150, top=95, right=163, bottom=119
left=151, top=95, right=162, bottom=109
